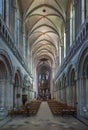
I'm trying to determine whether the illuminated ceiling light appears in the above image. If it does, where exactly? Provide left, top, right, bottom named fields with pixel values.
left=43, top=9, right=46, bottom=12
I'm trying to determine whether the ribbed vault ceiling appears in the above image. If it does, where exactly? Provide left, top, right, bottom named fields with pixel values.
left=19, top=0, right=68, bottom=67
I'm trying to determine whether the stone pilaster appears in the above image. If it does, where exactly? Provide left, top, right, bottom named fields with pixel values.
left=65, top=19, right=70, bottom=55
left=0, top=80, right=5, bottom=107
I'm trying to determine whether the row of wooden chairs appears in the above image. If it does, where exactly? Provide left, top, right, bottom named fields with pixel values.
left=8, top=100, right=41, bottom=116
left=24, top=100, right=41, bottom=116
left=47, top=100, right=77, bottom=116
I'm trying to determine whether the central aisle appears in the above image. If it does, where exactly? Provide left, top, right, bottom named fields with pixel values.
left=1, top=101, right=88, bottom=130
left=36, top=101, right=53, bottom=120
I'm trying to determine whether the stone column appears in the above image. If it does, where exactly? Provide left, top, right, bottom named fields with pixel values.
left=10, top=83, right=14, bottom=109
left=78, top=77, right=83, bottom=115
left=76, top=78, right=80, bottom=116
left=66, top=86, right=69, bottom=105
left=56, top=89, right=58, bottom=101
left=23, top=33, right=26, bottom=59
left=57, top=85, right=59, bottom=101
left=85, top=0, right=88, bottom=18
left=65, top=18, right=70, bottom=55
left=59, top=90, right=61, bottom=102
left=60, top=83, right=63, bottom=102
left=81, top=0, right=85, bottom=24
left=72, top=85, right=75, bottom=106
left=4, top=80, right=10, bottom=109
left=4, top=80, right=14, bottom=110
left=0, top=80, right=5, bottom=107
left=6, top=0, right=9, bottom=27
left=68, top=85, right=71, bottom=106
left=50, top=68, right=54, bottom=99
left=75, top=0, right=81, bottom=36
left=0, top=80, right=8, bottom=119
left=17, top=86, right=22, bottom=107
left=15, top=86, right=17, bottom=108
left=63, top=87, right=66, bottom=103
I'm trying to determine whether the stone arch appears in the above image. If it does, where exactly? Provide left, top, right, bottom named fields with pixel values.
left=67, top=64, right=77, bottom=107
left=67, top=64, right=76, bottom=85
left=78, top=46, right=88, bottom=77
left=81, top=56, right=88, bottom=110
left=13, top=68, right=22, bottom=108
left=13, top=67, right=23, bottom=86
left=0, top=50, right=13, bottom=79
left=77, top=47, right=88, bottom=114
left=0, top=50, right=13, bottom=109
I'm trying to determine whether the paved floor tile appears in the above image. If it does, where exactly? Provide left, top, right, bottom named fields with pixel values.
left=0, top=102, right=88, bottom=130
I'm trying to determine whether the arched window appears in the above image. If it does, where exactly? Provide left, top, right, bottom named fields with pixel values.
left=70, top=3, right=75, bottom=46
left=0, top=0, right=2, bottom=15
left=82, top=0, right=88, bottom=23
left=2, top=0, right=10, bottom=27
left=84, top=0, right=88, bottom=19
left=15, top=2, right=23, bottom=51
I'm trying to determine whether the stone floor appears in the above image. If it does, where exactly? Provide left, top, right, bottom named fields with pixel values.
left=0, top=102, right=88, bottom=130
